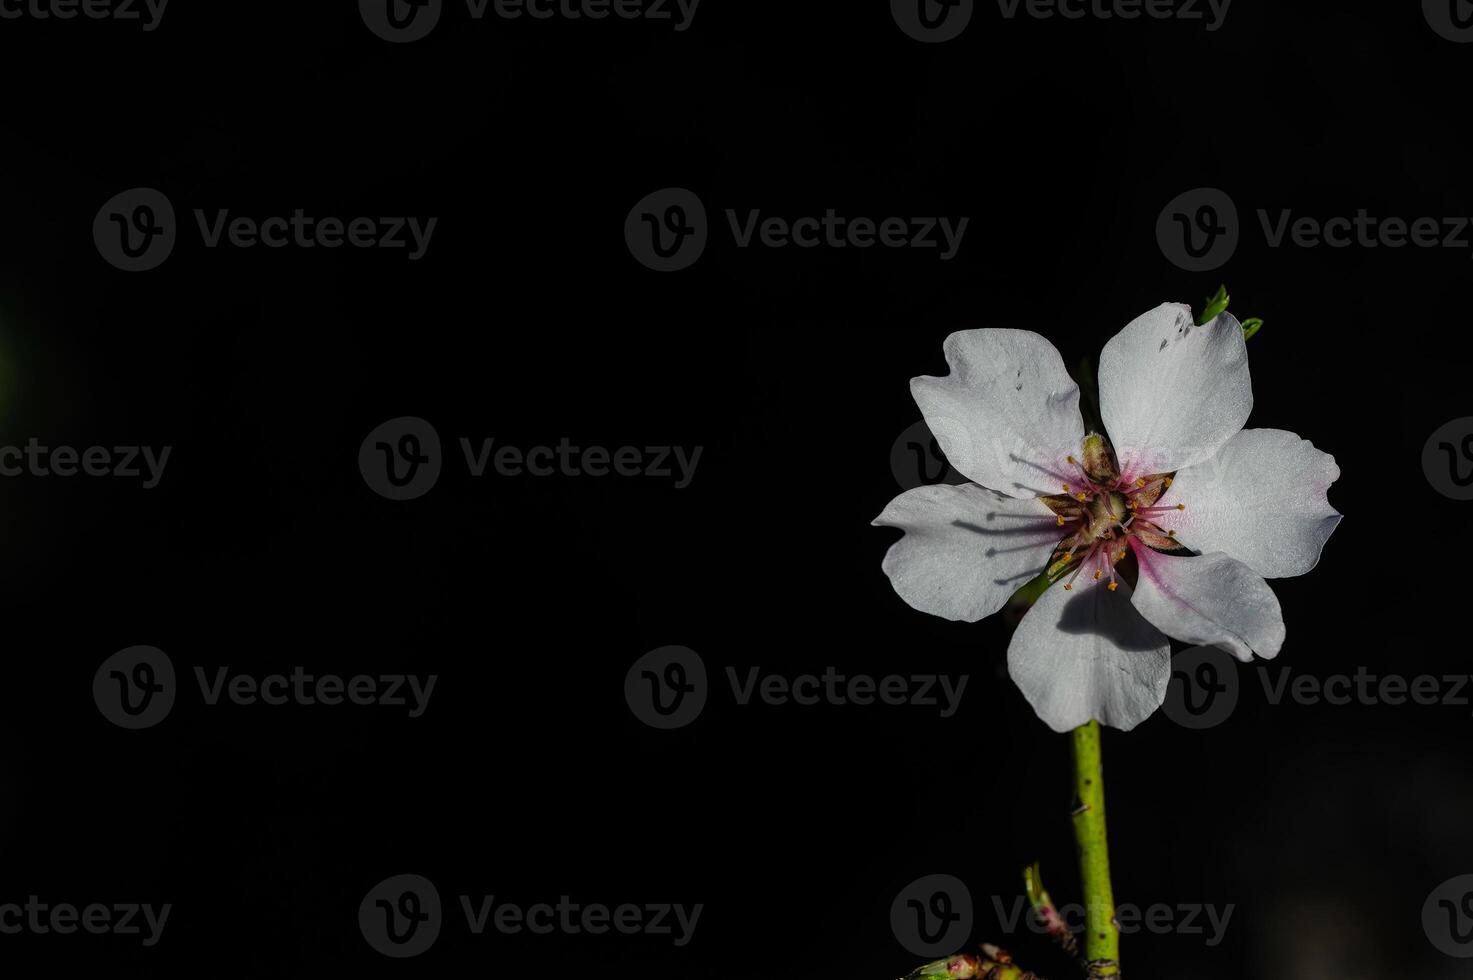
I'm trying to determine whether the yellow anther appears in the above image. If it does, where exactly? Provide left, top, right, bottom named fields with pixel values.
left=1164, top=477, right=1173, bottom=487
left=1116, top=550, right=1126, bottom=560
left=1107, top=581, right=1118, bottom=591
left=1176, top=503, right=1185, bottom=510
left=1067, top=455, right=1077, bottom=465
left=1056, top=515, right=1065, bottom=526
left=1093, top=570, right=1102, bottom=580
left=1075, top=493, right=1087, bottom=502
left=1167, top=529, right=1176, bottom=538
left=1064, top=583, right=1073, bottom=591
left=1063, top=484, right=1071, bottom=492
left=1135, top=478, right=1146, bottom=487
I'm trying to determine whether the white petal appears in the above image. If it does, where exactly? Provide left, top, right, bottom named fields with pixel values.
left=1098, top=303, right=1252, bottom=478
left=1131, top=549, right=1286, bottom=662
left=1007, top=579, right=1171, bottom=732
left=910, top=329, right=1084, bottom=498
left=873, top=484, right=1061, bottom=623
left=1163, top=428, right=1342, bottom=578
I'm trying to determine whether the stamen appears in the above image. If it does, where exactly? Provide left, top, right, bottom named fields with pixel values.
left=1056, top=515, right=1065, bottom=526
left=1134, top=503, right=1185, bottom=517
left=1062, top=544, right=1097, bottom=591
left=1121, top=475, right=1171, bottom=499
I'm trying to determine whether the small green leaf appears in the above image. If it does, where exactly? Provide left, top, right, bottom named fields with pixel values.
left=1197, top=284, right=1230, bottom=325
left=1241, top=317, right=1264, bottom=340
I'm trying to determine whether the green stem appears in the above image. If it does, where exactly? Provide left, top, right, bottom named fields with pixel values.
left=1071, top=721, right=1120, bottom=978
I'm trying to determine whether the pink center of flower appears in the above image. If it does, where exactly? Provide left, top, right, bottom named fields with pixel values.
left=1041, top=442, right=1189, bottom=593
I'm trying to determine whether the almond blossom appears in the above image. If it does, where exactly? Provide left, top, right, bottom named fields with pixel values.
left=874, top=303, right=1342, bottom=732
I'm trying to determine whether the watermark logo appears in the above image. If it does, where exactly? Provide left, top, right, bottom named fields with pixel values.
left=94, top=189, right=436, bottom=270
left=0, top=439, right=171, bottom=487
left=360, top=417, right=704, bottom=498
left=360, top=874, right=701, bottom=956
left=460, top=437, right=701, bottom=486
left=360, top=417, right=443, bottom=501
left=93, top=645, right=176, bottom=730
left=1424, top=0, right=1473, bottom=43
left=1161, top=187, right=1473, bottom=270
left=891, top=0, right=973, bottom=42
left=890, top=419, right=969, bottom=490
left=625, top=187, right=707, bottom=271
left=891, top=874, right=972, bottom=957
left=360, top=874, right=442, bottom=958
left=625, top=648, right=969, bottom=728
left=1163, top=647, right=1473, bottom=729
left=0, top=0, right=168, bottom=30
left=995, top=0, right=1230, bottom=30
left=459, top=895, right=701, bottom=945
left=625, top=645, right=707, bottom=729
left=625, top=189, right=969, bottom=270
left=1424, top=875, right=1473, bottom=957
left=94, top=649, right=437, bottom=729
left=1162, top=645, right=1239, bottom=729
left=1423, top=417, right=1473, bottom=501
left=726, top=209, right=968, bottom=259
left=0, top=898, right=171, bottom=946
left=360, top=0, right=443, bottom=42
left=361, top=0, right=699, bottom=42
left=1157, top=187, right=1238, bottom=272
left=94, top=187, right=176, bottom=272
left=991, top=895, right=1233, bottom=946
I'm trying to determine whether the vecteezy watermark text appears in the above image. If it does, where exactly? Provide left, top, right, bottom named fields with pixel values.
left=0, top=440, right=170, bottom=488
left=1164, top=645, right=1473, bottom=729
left=891, top=0, right=1227, bottom=41
left=460, top=438, right=701, bottom=487
left=996, top=0, right=1230, bottom=30
left=625, top=646, right=968, bottom=729
left=0, top=898, right=171, bottom=946
left=359, top=0, right=700, bottom=43
left=991, top=895, right=1235, bottom=946
left=358, top=417, right=703, bottom=500
left=93, top=646, right=437, bottom=729
left=624, top=188, right=968, bottom=271
left=726, top=210, right=968, bottom=260
left=0, top=0, right=167, bottom=29
left=359, top=874, right=700, bottom=958
left=93, top=188, right=436, bottom=271
left=1158, top=187, right=1473, bottom=271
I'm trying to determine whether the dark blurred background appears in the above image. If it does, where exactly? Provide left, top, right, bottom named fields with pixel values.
left=1, top=2, right=1470, bottom=977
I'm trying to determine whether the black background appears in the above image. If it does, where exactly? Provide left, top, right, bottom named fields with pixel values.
left=2, top=1, right=1471, bottom=977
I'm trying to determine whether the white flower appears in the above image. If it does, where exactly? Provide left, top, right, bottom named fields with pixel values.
left=874, top=303, right=1342, bottom=733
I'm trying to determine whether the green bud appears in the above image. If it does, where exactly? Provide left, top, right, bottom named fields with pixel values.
left=1197, top=284, right=1230, bottom=325
left=1080, top=433, right=1120, bottom=486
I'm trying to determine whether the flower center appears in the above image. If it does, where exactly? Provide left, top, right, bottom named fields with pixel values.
left=1038, top=434, right=1191, bottom=593
left=1086, top=492, right=1129, bottom=540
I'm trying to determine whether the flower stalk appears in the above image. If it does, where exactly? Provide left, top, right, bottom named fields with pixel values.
left=1070, top=721, right=1120, bottom=978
